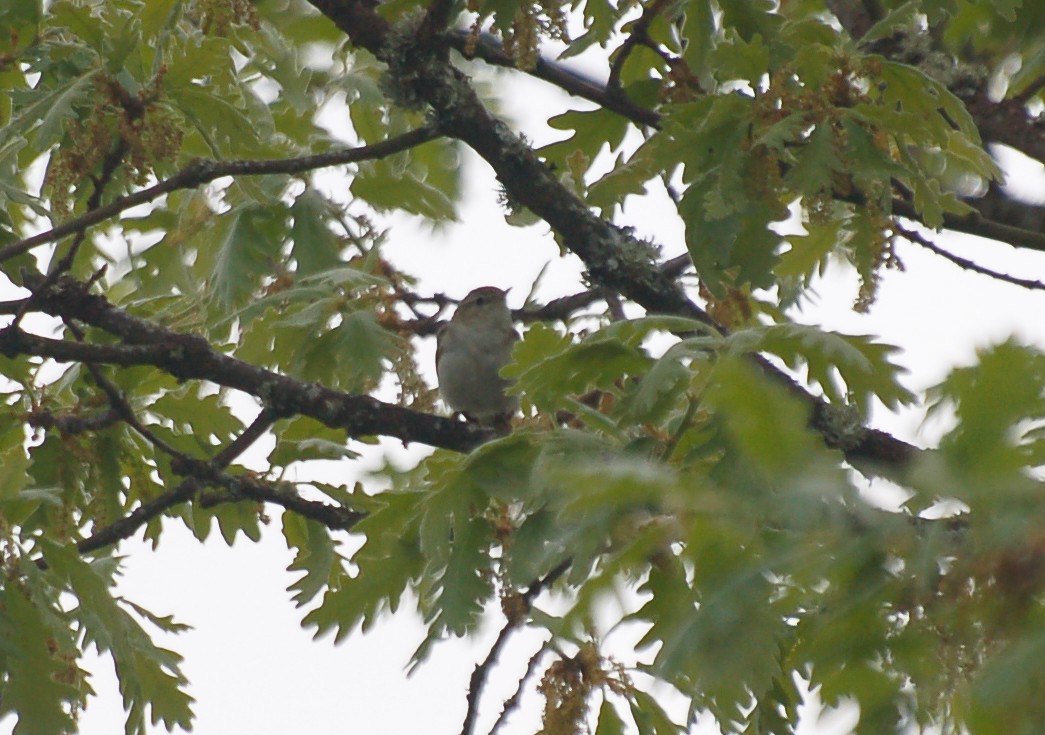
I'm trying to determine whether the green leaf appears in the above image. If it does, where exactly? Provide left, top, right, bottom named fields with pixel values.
left=0, top=0, right=40, bottom=54
left=269, top=416, right=361, bottom=468
left=210, top=204, right=287, bottom=310
left=877, top=60, right=980, bottom=141
left=413, top=452, right=495, bottom=638
left=540, top=107, right=631, bottom=175
left=506, top=323, right=650, bottom=415
left=927, top=340, right=1045, bottom=506
left=351, top=157, right=458, bottom=220
left=43, top=542, right=194, bottom=735
left=785, top=123, right=842, bottom=196
left=303, top=490, right=424, bottom=641
left=967, top=630, right=1045, bottom=735
left=562, top=0, right=621, bottom=57
left=594, top=698, right=627, bottom=735
left=213, top=497, right=263, bottom=545
left=628, top=688, right=683, bottom=735
left=727, top=323, right=915, bottom=411
left=704, top=354, right=824, bottom=479
left=0, top=577, right=80, bottom=735
left=293, top=309, right=399, bottom=391
left=284, top=514, right=342, bottom=606
left=0, top=67, right=98, bottom=153
left=775, top=220, right=843, bottom=294
left=290, top=189, right=343, bottom=276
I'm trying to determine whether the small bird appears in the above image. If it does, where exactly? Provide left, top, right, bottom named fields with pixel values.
left=436, top=286, right=520, bottom=429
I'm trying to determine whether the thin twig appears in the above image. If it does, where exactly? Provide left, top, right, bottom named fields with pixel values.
left=77, top=408, right=338, bottom=554
left=896, top=222, right=1045, bottom=290
left=487, top=639, right=553, bottom=735
left=399, top=254, right=694, bottom=336
left=62, top=316, right=182, bottom=457
left=27, top=407, right=123, bottom=435
left=460, top=559, right=571, bottom=735
left=78, top=479, right=203, bottom=555
left=607, top=0, right=673, bottom=94
left=0, top=125, right=442, bottom=263
left=6, top=143, right=128, bottom=331
left=448, top=31, right=661, bottom=128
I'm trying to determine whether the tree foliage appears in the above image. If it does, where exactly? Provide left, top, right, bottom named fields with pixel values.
left=1, top=0, right=1044, bottom=733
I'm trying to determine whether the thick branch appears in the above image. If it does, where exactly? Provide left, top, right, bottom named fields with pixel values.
left=2, top=275, right=498, bottom=453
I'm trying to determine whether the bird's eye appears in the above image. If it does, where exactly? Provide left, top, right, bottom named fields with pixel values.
left=476, top=296, right=486, bottom=305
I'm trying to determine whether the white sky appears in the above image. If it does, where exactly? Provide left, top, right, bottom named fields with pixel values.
left=4, top=38, right=1045, bottom=735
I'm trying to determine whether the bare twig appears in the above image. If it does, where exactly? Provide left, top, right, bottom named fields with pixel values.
left=460, top=559, right=571, bottom=735
left=487, top=639, right=553, bottom=735
left=895, top=223, right=1045, bottom=290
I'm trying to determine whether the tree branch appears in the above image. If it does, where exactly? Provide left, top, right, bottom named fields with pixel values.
left=78, top=409, right=277, bottom=554
left=460, top=559, right=571, bottom=735
left=0, top=125, right=442, bottom=262
left=883, top=195, right=1045, bottom=254
left=607, top=0, right=673, bottom=94
left=308, top=0, right=921, bottom=478
left=487, top=640, right=552, bottom=735
left=3, top=274, right=498, bottom=454
left=448, top=31, right=661, bottom=128
left=895, top=223, right=1045, bottom=290
left=75, top=405, right=362, bottom=555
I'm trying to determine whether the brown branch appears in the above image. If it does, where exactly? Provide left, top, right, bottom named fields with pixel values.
left=460, top=559, right=571, bottom=735
left=79, top=409, right=294, bottom=554
left=487, top=639, right=552, bottom=735
left=71, top=409, right=357, bottom=558
left=418, top=0, right=456, bottom=47
left=970, top=178, right=1045, bottom=234
left=0, top=125, right=442, bottom=263
left=2, top=274, right=498, bottom=453
left=892, top=198, right=1045, bottom=253
left=448, top=31, right=661, bottom=128
left=78, top=479, right=202, bottom=555
left=196, top=480, right=363, bottom=531
left=400, top=254, right=693, bottom=337
left=607, top=0, right=673, bottom=94
left=27, top=407, right=123, bottom=435
left=895, top=223, right=1045, bottom=290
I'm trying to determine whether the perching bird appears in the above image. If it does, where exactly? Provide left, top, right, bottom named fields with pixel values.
left=435, top=286, right=520, bottom=429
